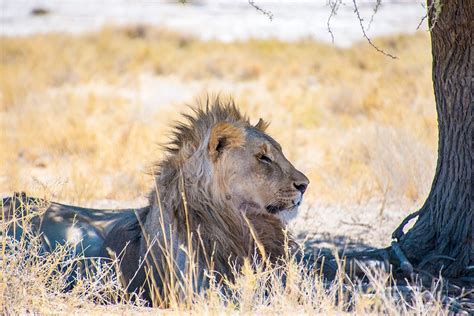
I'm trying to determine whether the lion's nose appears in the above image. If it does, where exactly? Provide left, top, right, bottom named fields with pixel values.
left=293, top=181, right=308, bottom=194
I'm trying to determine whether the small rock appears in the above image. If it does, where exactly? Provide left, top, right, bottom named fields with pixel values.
left=30, top=7, right=50, bottom=16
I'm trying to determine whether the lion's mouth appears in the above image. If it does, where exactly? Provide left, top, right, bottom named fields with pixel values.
left=265, top=202, right=299, bottom=214
left=265, top=204, right=283, bottom=214
left=266, top=202, right=301, bottom=224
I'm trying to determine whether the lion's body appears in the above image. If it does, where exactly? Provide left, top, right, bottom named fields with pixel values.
left=2, top=193, right=146, bottom=258
left=3, top=99, right=309, bottom=302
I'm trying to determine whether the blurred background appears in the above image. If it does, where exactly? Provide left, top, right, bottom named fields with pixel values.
left=0, top=0, right=436, bottom=249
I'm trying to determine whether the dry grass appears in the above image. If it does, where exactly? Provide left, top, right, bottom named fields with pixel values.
left=0, top=26, right=441, bottom=313
left=0, top=26, right=436, bottom=204
left=1, top=202, right=452, bottom=315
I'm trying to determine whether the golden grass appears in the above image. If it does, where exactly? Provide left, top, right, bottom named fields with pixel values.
left=1, top=202, right=452, bottom=315
left=0, top=26, right=441, bottom=313
left=0, top=26, right=436, bottom=205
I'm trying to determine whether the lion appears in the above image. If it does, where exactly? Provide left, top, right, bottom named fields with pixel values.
left=2, top=98, right=309, bottom=302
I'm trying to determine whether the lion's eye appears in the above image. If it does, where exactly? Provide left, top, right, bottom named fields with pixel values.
left=258, top=154, right=272, bottom=164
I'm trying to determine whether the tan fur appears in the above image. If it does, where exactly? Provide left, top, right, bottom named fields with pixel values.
left=254, top=118, right=270, bottom=132
left=102, top=97, right=309, bottom=298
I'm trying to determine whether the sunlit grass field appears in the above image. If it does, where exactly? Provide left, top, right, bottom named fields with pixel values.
left=0, top=26, right=441, bottom=313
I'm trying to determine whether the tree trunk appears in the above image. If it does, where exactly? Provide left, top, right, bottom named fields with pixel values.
left=393, top=0, right=473, bottom=278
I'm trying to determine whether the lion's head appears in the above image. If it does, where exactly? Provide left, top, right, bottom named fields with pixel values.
left=208, top=116, right=309, bottom=223
left=152, top=98, right=309, bottom=226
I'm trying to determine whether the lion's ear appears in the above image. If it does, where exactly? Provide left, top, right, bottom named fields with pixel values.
left=209, top=122, right=245, bottom=161
left=255, top=118, right=269, bottom=132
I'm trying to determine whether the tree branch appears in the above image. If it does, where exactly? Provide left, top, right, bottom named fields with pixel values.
left=248, top=0, right=273, bottom=21
left=352, top=0, right=398, bottom=59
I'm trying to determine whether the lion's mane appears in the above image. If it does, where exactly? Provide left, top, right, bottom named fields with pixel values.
left=152, top=99, right=285, bottom=260
left=106, top=98, right=289, bottom=298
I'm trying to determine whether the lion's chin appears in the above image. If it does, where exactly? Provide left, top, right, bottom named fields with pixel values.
left=275, top=206, right=299, bottom=224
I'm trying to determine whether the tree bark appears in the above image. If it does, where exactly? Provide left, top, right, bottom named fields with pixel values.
left=393, top=0, right=473, bottom=278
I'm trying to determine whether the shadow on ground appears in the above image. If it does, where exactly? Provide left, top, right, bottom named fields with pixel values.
left=299, top=232, right=377, bottom=255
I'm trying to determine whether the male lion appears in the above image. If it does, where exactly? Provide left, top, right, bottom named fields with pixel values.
left=3, top=98, right=309, bottom=302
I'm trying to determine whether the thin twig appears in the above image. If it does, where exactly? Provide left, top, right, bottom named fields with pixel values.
left=416, top=13, right=428, bottom=30
left=366, top=0, right=381, bottom=32
left=340, top=220, right=372, bottom=229
left=352, top=0, right=398, bottom=59
left=248, top=0, right=273, bottom=21
left=416, top=2, right=431, bottom=30
left=326, top=0, right=342, bottom=44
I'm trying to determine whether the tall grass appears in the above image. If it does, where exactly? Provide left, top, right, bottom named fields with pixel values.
left=1, top=196, right=455, bottom=314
